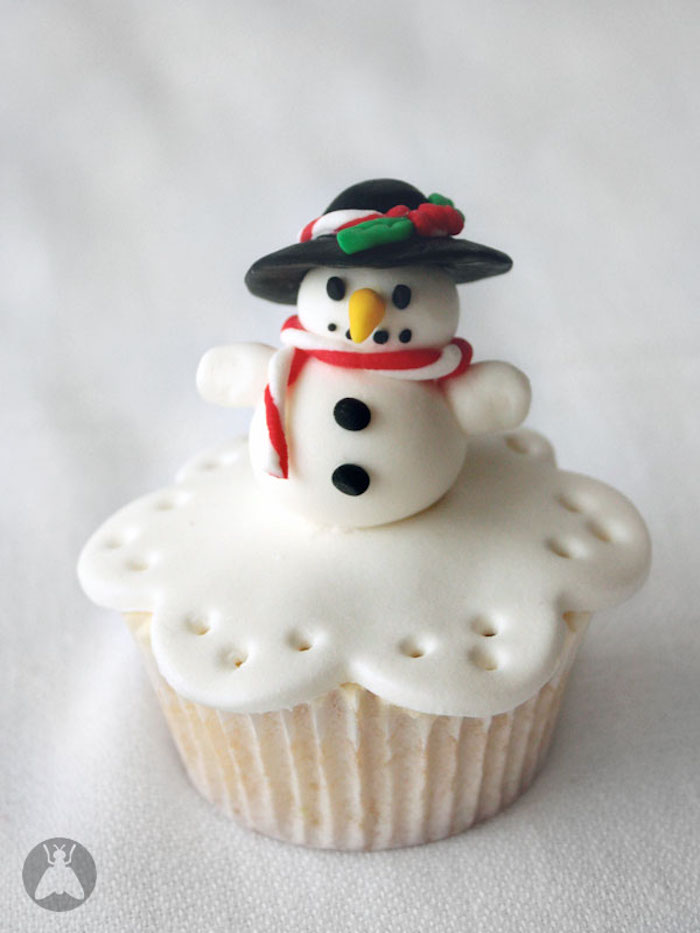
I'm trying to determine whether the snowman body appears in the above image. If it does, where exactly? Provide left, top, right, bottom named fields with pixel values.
left=199, top=264, right=531, bottom=529
left=249, top=358, right=467, bottom=527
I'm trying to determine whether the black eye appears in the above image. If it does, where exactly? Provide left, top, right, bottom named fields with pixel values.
left=326, top=276, right=346, bottom=301
left=392, top=284, right=411, bottom=309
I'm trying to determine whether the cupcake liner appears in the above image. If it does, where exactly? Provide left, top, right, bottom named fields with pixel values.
left=125, top=612, right=587, bottom=850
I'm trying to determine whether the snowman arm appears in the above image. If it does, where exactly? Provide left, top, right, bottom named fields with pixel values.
left=196, top=343, right=275, bottom=407
left=443, top=360, right=531, bottom=435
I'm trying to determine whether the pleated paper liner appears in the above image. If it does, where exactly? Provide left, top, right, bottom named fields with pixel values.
left=125, top=612, right=588, bottom=850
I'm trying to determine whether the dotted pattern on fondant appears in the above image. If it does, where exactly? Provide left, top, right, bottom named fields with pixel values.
left=77, top=430, right=650, bottom=717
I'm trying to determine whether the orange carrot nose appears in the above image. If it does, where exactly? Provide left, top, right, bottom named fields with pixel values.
left=348, top=288, right=386, bottom=343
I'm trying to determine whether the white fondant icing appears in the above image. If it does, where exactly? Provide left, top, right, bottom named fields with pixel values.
left=196, top=343, right=274, bottom=408
left=445, top=361, right=532, bottom=435
left=77, top=429, right=650, bottom=718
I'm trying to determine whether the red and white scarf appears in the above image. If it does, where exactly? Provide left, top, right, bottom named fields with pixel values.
left=259, top=316, right=472, bottom=479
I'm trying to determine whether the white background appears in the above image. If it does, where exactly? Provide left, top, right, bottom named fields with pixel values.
left=2, top=1, right=699, bottom=930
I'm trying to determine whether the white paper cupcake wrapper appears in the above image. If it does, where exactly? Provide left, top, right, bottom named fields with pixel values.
left=126, top=612, right=587, bottom=850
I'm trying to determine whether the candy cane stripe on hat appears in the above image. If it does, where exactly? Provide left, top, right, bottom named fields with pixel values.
left=298, top=210, right=382, bottom=244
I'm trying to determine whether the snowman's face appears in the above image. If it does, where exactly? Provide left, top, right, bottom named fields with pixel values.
left=296, top=266, right=459, bottom=350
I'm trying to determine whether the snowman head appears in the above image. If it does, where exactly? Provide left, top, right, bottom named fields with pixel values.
left=297, top=265, right=459, bottom=350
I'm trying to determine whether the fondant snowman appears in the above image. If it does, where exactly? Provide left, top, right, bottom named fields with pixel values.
left=198, top=179, right=531, bottom=528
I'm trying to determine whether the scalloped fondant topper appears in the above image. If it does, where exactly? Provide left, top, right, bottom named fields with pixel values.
left=77, top=431, right=651, bottom=717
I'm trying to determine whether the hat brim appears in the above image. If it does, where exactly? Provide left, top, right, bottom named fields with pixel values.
left=244, top=236, right=512, bottom=305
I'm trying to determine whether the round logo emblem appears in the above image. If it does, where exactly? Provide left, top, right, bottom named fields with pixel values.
left=22, top=838, right=96, bottom=912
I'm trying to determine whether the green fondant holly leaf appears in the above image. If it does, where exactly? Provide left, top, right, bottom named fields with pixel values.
left=427, top=193, right=454, bottom=207
left=337, top=216, right=414, bottom=255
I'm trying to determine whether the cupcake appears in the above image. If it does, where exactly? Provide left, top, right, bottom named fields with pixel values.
left=78, top=179, right=650, bottom=850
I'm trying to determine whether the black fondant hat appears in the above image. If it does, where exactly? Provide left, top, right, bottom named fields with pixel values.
left=245, top=179, right=513, bottom=305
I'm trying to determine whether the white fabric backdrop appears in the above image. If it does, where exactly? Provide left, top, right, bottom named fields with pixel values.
left=2, top=1, right=699, bottom=930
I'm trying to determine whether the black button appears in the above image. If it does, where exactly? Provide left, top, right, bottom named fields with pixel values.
left=333, top=398, right=371, bottom=431
left=332, top=464, right=370, bottom=496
